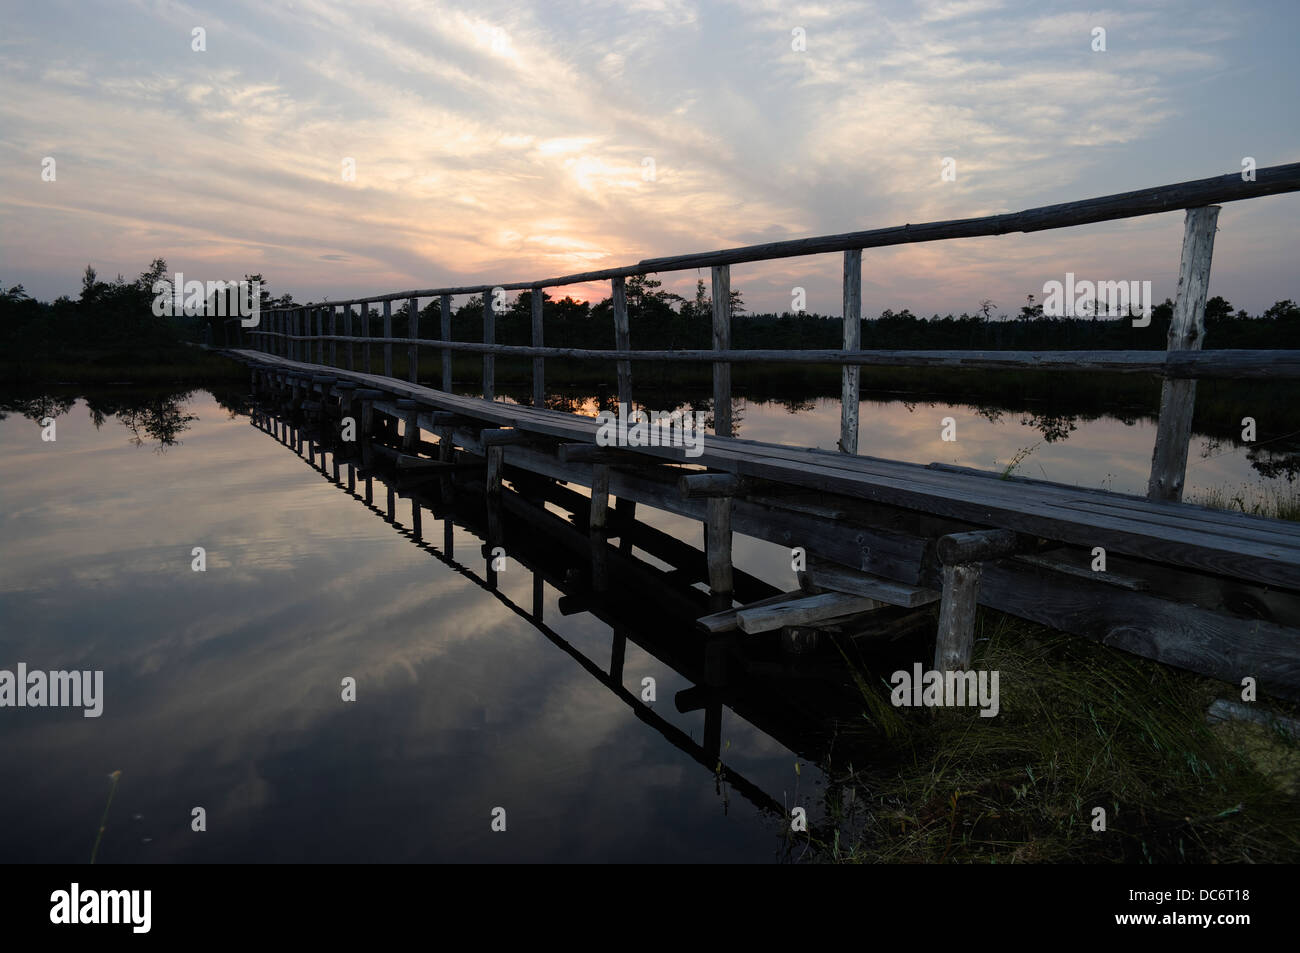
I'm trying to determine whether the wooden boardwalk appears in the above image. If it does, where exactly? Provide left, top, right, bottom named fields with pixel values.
left=232, top=349, right=1300, bottom=698
left=215, top=163, right=1300, bottom=698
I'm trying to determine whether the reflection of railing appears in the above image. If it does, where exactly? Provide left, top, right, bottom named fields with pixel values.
left=227, top=162, right=1300, bottom=502
left=249, top=402, right=870, bottom=824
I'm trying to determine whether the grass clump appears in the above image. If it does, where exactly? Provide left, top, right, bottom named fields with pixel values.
left=805, top=613, right=1300, bottom=863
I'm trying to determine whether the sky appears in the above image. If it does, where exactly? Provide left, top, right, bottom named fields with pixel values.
left=1, top=0, right=1298, bottom=318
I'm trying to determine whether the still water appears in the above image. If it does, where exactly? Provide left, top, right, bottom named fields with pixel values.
left=0, top=386, right=1289, bottom=862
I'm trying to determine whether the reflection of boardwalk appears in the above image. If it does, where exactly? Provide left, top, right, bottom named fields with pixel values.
left=250, top=401, right=874, bottom=822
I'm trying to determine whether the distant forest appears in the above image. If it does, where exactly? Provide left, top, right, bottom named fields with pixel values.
left=4, top=260, right=1300, bottom=381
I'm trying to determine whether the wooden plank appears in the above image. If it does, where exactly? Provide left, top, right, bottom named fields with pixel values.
left=1148, top=205, right=1220, bottom=501
left=711, top=264, right=731, bottom=437
left=612, top=276, right=632, bottom=413
left=243, top=335, right=1300, bottom=378
left=736, top=591, right=882, bottom=634
left=801, top=559, right=939, bottom=607
left=934, top=563, right=981, bottom=671
left=696, top=590, right=808, bottom=633
left=639, top=164, right=1300, bottom=273
left=532, top=289, right=545, bottom=408
left=840, top=248, right=861, bottom=454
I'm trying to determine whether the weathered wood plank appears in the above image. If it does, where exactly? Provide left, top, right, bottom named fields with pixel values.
left=801, top=559, right=939, bottom=607
left=737, top=591, right=883, bottom=634
left=696, top=589, right=809, bottom=633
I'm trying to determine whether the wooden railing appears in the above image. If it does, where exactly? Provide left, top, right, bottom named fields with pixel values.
left=228, top=162, right=1300, bottom=504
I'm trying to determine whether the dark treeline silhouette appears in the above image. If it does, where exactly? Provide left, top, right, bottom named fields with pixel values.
left=7, top=262, right=1300, bottom=382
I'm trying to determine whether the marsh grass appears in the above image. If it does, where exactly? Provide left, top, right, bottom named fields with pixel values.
left=813, top=612, right=1300, bottom=863
left=1190, top=483, right=1300, bottom=522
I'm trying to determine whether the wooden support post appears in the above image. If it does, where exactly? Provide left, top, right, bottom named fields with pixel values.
left=705, top=496, right=733, bottom=606
left=440, top=294, right=452, bottom=392
left=330, top=306, right=337, bottom=367
left=711, top=264, right=732, bottom=437
left=361, top=301, right=371, bottom=372
left=483, top=289, right=496, bottom=401
left=840, top=248, right=862, bottom=454
left=590, top=463, right=610, bottom=532
left=532, top=288, right=545, bottom=408
left=408, top=296, right=419, bottom=384
left=317, top=306, right=325, bottom=364
left=444, top=516, right=454, bottom=558
left=411, top=499, right=422, bottom=541
left=486, top=446, right=504, bottom=496
left=383, top=299, right=393, bottom=377
left=935, top=563, right=982, bottom=671
left=612, top=276, right=632, bottom=413
left=344, top=305, right=354, bottom=370
left=532, top=572, right=544, bottom=620
left=1148, top=205, right=1220, bottom=502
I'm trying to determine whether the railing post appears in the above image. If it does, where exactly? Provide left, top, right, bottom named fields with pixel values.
left=483, top=289, right=496, bottom=401
left=532, top=288, right=545, bottom=408
left=343, top=305, right=354, bottom=370
left=361, top=301, right=371, bottom=373
left=612, top=276, right=632, bottom=413
left=1147, top=205, right=1220, bottom=501
left=316, top=306, right=325, bottom=364
left=711, top=264, right=732, bottom=437
left=290, top=309, right=297, bottom=361
left=330, top=306, right=337, bottom=367
left=408, top=296, right=419, bottom=383
left=383, top=299, right=393, bottom=377
left=840, top=248, right=862, bottom=454
left=441, top=294, right=452, bottom=392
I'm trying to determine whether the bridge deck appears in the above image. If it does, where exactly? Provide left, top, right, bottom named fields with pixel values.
left=229, top=348, right=1300, bottom=592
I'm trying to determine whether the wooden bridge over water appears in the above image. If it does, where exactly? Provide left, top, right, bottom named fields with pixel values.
left=218, top=163, right=1300, bottom=699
